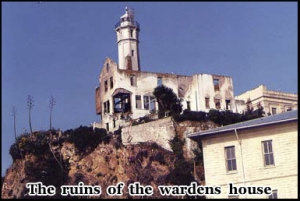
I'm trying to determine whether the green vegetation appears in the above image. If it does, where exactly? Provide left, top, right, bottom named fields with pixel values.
left=153, top=85, right=182, bottom=118
left=64, top=126, right=109, bottom=155
left=168, top=135, right=194, bottom=185
left=9, top=131, right=50, bottom=161
left=9, top=126, right=109, bottom=161
left=173, top=107, right=265, bottom=126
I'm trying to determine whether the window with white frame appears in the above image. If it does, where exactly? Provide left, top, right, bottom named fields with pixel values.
left=262, top=140, right=275, bottom=166
left=225, top=146, right=237, bottom=172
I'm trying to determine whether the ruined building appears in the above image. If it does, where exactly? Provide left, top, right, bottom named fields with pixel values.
left=95, top=8, right=236, bottom=131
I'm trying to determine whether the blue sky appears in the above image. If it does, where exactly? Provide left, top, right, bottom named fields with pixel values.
left=2, top=2, right=297, bottom=176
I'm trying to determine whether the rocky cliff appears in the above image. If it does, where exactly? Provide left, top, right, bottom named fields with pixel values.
left=1, top=126, right=206, bottom=199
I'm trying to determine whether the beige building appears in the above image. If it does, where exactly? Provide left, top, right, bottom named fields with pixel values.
left=235, top=84, right=298, bottom=115
left=95, top=8, right=236, bottom=131
left=187, top=110, right=298, bottom=199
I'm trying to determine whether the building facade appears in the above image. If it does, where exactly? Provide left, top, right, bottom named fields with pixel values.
left=187, top=110, right=298, bottom=199
left=235, top=85, right=298, bottom=115
left=95, top=8, right=236, bottom=131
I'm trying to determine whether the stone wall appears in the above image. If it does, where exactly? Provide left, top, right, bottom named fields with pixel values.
left=121, top=117, right=176, bottom=151
left=121, top=117, right=218, bottom=156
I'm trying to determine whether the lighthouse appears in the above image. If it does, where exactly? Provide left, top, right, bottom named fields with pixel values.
left=115, top=7, right=141, bottom=71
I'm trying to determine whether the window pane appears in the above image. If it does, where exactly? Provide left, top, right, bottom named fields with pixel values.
left=226, top=148, right=231, bottom=159
left=269, top=153, right=274, bottom=165
left=231, top=147, right=235, bottom=159
left=232, top=159, right=236, bottom=170
left=268, top=141, right=273, bottom=153
left=263, top=141, right=268, bottom=153
left=265, top=155, right=270, bottom=165
left=228, top=161, right=233, bottom=171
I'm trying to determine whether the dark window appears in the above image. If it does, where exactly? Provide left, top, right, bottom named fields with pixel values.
left=103, top=102, right=107, bottom=113
left=110, top=77, right=113, bottom=89
left=106, top=123, right=109, bottom=131
left=113, top=119, right=116, bottom=128
left=215, top=98, right=221, bottom=110
left=272, top=107, right=277, bottom=115
left=113, top=93, right=131, bottom=113
left=157, top=77, right=162, bottom=86
left=104, top=100, right=110, bottom=113
left=226, top=99, right=231, bottom=110
left=106, top=63, right=109, bottom=72
left=131, top=50, right=134, bottom=56
left=262, top=140, right=275, bottom=166
left=213, top=79, right=220, bottom=91
left=205, top=98, right=210, bottom=109
left=130, top=30, right=133, bottom=37
left=225, top=146, right=237, bottom=171
left=187, top=101, right=191, bottom=111
left=104, top=80, right=108, bottom=92
left=144, top=96, right=149, bottom=110
left=136, top=95, right=141, bottom=109
left=268, top=190, right=278, bottom=199
left=130, top=74, right=136, bottom=86
left=107, top=101, right=110, bottom=113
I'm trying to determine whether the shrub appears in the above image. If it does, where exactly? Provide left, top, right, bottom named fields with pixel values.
left=169, top=135, right=184, bottom=158
left=65, top=126, right=108, bottom=155
left=173, top=109, right=207, bottom=122
left=9, top=131, right=51, bottom=161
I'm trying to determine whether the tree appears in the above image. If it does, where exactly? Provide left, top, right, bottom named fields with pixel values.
left=256, top=102, right=265, bottom=117
left=27, top=95, right=34, bottom=134
left=49, top=95, right=56, bottom=130
left=12, top=106, right=17, bottom=140
left=153, top=85, right=182, bottom=118
left=245, top=98, right=253, bottom=116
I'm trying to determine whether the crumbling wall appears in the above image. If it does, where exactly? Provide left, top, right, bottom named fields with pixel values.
left=121, top=117, right=176, bottom=151
left=121, top=117, right=218, bottom=158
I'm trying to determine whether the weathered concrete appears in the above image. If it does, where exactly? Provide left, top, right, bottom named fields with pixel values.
left=121, top=117, right=176, bottom=151
left=121, top=117, right=218, bottom=158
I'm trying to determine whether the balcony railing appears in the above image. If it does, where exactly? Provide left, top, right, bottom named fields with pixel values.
left=115, top=21, right=140, bottom=29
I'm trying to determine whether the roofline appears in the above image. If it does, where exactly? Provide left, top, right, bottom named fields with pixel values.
left=187, top=117, right=297, bottom=138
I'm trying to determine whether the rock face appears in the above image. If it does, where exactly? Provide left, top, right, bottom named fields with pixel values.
left=1, top=128, right=206, bottom=199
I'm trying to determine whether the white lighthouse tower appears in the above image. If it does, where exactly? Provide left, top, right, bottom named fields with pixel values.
left=115, top=7, right=141, bottom=71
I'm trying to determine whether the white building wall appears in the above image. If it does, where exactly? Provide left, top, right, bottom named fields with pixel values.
left=188, top=74, right=236, bottom=113
left=200, top=121, right=298, bottom=198
left=97, top=61, right=237, bottom=132
left=235, top=85, right=298, bottom=114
